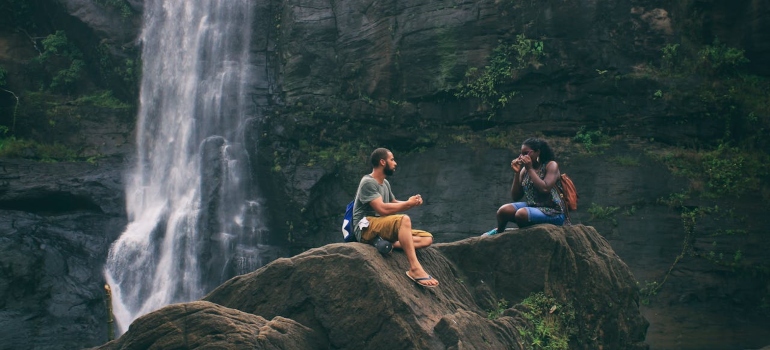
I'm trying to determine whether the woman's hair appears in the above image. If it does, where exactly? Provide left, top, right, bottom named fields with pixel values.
left=370, top=148, right=391, bottom=167
left=523, top=137, right=556, bottom=164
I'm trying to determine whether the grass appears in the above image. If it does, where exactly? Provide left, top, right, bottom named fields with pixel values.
left=517, top=292, right=576, bottom=350
left=0, top=136, right=78, bottom=161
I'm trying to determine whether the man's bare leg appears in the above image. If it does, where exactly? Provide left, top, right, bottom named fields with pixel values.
left=399, top=215, right=439, bottom=287
left=393, top=236, right=433, bottom=249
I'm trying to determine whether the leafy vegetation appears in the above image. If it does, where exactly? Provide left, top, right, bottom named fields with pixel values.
left=94, top=0, right=134, bottom=18
left=572, top=127, right=610, bottom=154
left=486, top=298, right=509, bottom=320
left=0, top=136, right=78, bottom=161
left=517, top=292, right=577, bottom=350
left=72, top=90, right=131, bottom=109
left=456, top=34, right=545, bottom=119
left=648, top=143, right=769, bottom=198
left=97, top=42, right=140, bottom=97
left=587, top=203, right=620, bottom=226
left=32, top=30, right=86, bottom=93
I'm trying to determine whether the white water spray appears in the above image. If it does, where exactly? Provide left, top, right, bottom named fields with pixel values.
left=105, top=1, right=266, bottom=334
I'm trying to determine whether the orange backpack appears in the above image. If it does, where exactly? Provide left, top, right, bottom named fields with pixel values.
left=558, top=173, right=578, bottom=211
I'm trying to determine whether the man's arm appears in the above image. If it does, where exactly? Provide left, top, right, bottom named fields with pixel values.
left=369, top=195, right=422, bottom=216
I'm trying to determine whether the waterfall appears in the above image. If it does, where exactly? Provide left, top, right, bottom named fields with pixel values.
left=104, top=1, right=266, bottom=334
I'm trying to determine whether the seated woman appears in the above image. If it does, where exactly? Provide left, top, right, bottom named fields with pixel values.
left=482, top=137, right=568, bottom=236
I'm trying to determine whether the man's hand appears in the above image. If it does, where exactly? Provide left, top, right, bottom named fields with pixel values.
left=408, top=194, right=423, bottom=207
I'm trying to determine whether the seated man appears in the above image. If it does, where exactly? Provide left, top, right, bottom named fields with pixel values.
left=353, top=148, right=439, bottom=288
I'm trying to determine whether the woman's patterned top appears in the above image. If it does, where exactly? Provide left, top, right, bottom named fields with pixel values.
left=521, top=161, right=565, bottom=216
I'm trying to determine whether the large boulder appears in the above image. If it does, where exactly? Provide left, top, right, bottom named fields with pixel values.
left=94, top=301, right=322, bottom=350
left=96, top=224, right=648, bottom=349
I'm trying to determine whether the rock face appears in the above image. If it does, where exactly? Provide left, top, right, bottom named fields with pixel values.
left=96, top=225, right=648, bottom=350
left=0, top=157, right=128, bottom=350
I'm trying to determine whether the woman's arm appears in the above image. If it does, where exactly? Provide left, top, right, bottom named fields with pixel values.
left=510, top=160, right=525, bottom=201
left=524, top=161, right=560, bottom=193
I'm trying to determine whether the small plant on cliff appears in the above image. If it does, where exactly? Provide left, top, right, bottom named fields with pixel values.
left=587, top=203, right=620, bottom=226
left=572, top=126, right=610, bottom=154
left=456, top=34, right=544, bottom=119
left=696, top=38, right=749, bottom=76
left=95, top=0, right=133, bottom=18
left=701, top=144, right=766, bottom=197
left=72, top=90, right=131, bottom=109
left=486, top=298, right=509, bottom=320
left=517, top=292, right=576, bottom=350
left=34, top=30, right=86, bottom=93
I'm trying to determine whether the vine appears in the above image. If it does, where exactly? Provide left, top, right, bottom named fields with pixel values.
left=456, top=34, right=545, bottom=119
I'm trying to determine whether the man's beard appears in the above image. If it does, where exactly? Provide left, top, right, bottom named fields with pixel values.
left=384, top=165, right=395, bottom=176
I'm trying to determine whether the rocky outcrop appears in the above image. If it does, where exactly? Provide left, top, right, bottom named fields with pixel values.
left=96, top=225, right=648, bottom=350
left=0, top=157, right=128, bottom=350
left=95, top=301, right=321, bottom=350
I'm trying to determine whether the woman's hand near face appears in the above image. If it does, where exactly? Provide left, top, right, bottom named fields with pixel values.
left=511, top=158, right=523, bottom=173
left=520, top=155, right=533, bottom=169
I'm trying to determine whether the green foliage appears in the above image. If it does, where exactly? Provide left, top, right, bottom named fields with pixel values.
left=34, top=30, right=86, bottom=93
left=487, top=298, right=509, bottom=320
left=657, top=191, right=690, bottom=208
left=653, top=37, right=769, bottom=151
left=660, top=43, right=680, bottom=73
left=0, top=66, right=7, bottom=86
left=572, top=126, right=610, bottom=154
left=94, top=0, right=134, bottom=18
left=609, top=155, right=640, bottom=166
left=637, top=280, right=660, bottom=305
left=701, top=144, right=763, bottom=196
left=0, top=136, right=78, bottom=161
left=517, top=292, right=577, bottom=350
left=37, top=31, right=82, bottom=62
left=650, top=144, right=769, bottom=198
left=50, top=59, right=85, bottom=91
left=696, top=39, right=749, bottom=75
left=456, top=34, right=545, bottom=119
left=97, top=42, right=140, bottom=95
left=72, top=90, right=131, bottom=109
left=587, top=203, right=620, bottom=225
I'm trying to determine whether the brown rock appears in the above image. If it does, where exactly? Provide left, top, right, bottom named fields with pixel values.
left=194, top=224, right=648, bottom=349
left=95, top=301, right=321, bottom=350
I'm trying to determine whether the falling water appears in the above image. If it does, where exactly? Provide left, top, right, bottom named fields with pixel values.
left=104, top=1, right=266, bottom=334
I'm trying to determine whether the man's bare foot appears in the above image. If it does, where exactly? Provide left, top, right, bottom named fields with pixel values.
left=406, top=270, right=439, bottom=288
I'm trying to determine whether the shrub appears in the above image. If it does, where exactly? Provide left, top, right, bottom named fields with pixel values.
left=518, top=292, right=576, bottom=350
left=456, top=34, right=545, bottom=119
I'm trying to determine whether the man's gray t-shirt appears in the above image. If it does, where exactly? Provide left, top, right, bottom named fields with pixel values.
left=352, top=174, right=394, bottom=241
